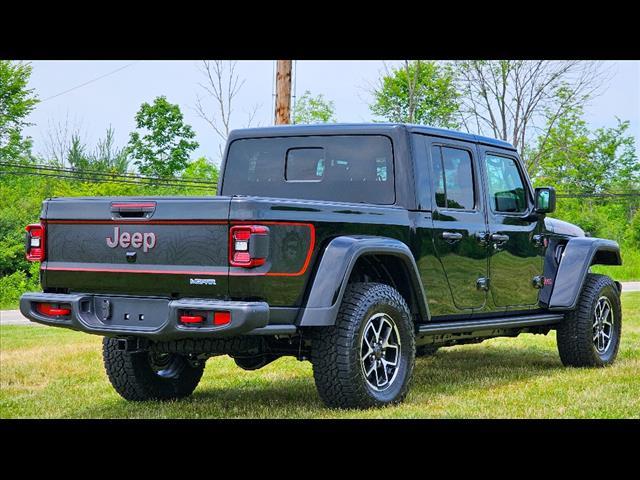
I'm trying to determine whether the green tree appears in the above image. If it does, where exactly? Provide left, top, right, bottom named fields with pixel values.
left=126, top=96, right=199, bottom=177
left=0, top=61, right=39, bottom=161
left=92, top=126, right=129, bottom=173
left=532, top=104, right=639, bottom=194
left=453, top=61, right=606, bottom=171
left=626, top=209, right=640, bottom=249
left=67, top=132, right=90, bottom=171
left=180, top=157, right=220, bottom=195
left=182, top=156, right=219, bottom=184
left=292, top=90, right=336, bottom=124
left=530, top=102, right=639, bottom=243
left=370, top=60, right=460, bottom=128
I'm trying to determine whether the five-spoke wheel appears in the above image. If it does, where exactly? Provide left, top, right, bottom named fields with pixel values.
left=360, top=313, right=401, bottom=391
left=592, top=296, right=614, bottom=354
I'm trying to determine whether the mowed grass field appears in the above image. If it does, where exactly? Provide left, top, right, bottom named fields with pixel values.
left=1, top=292, right=638, bottom=419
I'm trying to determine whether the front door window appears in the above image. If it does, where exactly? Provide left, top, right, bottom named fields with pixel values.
left=485, top=154, right=527, bottom=213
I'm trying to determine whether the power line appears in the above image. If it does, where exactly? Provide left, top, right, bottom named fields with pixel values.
left=0, top=162, right=217, bottom=186
left=40, top=62, right=138, bottom=103
left=0, top=163, right=217, bottom=190
left=3, top=162, right=216, bottom=185
left=557, top=193, right=640, bottom=198
left=0, top=170, right=215, bottom=190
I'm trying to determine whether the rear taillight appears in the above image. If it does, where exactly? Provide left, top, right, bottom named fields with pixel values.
left=25, top=223, right=46, bottom=262
left=229, top=225, right=269, bottom=268
left=214, top=311, right=231, bottom=325
left=37, top=303, right=71, bottom=316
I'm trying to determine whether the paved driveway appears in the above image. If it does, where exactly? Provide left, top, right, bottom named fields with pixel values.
left=3, top=282, right=638, bottom=327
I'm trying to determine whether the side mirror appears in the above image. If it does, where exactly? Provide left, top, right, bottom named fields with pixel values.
left=534, top=187, right=556, bottom=214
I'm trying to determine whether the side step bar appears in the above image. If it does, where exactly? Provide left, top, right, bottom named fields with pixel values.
left=417, top=313, right=564, bottom=336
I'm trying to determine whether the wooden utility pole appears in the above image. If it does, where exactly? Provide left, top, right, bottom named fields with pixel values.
left=274, top=60, right=292, bottom=125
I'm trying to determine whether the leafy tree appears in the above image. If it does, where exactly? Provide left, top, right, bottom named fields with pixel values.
left=530, top=103, right=639, bottom=244
left=182, top=156, right=219, bottom=185
left=92, top=126, right=129, bottom=173
left=453, top=61, right=607, bottom=172
left=626, top=209, right=640, bottom=249
left=370, top=60, right=460, bottom=128
left=67, top=132, right=90, bottom=171
left=0, top=61, right=38, bottom=161
left=126, top=96, right=199, bottom=177
left=531, top=104, right=639, bottom=194
left=292, top=90, right=336, bottom=124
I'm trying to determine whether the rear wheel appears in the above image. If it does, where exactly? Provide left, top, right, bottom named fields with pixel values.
left=103, top=338, right=205, bottom=401
left=556, top=274, right=622, bottom=367
left=311, top=282, right=415, bottom=409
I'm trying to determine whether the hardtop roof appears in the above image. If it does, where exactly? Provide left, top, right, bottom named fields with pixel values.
left=227, top=123, right=516, bottom=151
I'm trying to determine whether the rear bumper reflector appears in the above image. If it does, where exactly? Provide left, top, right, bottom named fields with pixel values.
left=180, top=315, right=204, bottom=324
left=36, top=303, right=71, bottom=316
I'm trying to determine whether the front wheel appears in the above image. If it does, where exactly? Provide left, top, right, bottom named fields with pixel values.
left=103, top=338, right=205, bottom=401
left=311, top=282, right=415, bottom=409
left=556, top=273, right=622, bottom=367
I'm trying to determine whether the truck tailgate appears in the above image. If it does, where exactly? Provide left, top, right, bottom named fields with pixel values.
left=41, top=197, right=231, bottom=298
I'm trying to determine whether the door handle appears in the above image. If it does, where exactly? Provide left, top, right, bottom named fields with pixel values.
left=475, top=231, right=489, bottom=245
left=441, top=232, right=463, bottom=242
left=490, top=233, right=510, bottom=243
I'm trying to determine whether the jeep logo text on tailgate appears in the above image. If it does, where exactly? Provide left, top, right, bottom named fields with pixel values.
left=106, top=227, right=156, bottom=252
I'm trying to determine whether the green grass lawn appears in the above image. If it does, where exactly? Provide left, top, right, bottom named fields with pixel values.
left=590, top=248, right=640, bottom=281
left=1, top=292, right=639, bottom=419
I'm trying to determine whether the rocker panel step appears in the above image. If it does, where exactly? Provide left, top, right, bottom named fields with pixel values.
left=417, top=313, right=564, bottom=335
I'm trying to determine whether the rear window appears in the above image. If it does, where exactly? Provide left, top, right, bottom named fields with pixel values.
left=222, top=135, right=395, bottom=204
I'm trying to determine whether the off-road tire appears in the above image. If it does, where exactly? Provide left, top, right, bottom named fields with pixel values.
left=103, top=338, right=205, bottom=401
left=556, top=273, right=622, bottom=367
left=311, top=282, right=415, bottom=409
left=416, top=345, right=440, bottom=357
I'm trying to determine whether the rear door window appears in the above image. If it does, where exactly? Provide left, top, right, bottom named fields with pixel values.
left=430, top=145, right=475, bottom=210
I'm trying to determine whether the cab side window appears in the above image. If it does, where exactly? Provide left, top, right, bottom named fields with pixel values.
left=431, top=145, right=475, bottom=210
left=485, top=154, right=527, bottom=213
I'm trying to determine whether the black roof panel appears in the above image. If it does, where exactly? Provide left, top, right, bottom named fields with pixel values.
left=227, top=123, right=516, bottom=150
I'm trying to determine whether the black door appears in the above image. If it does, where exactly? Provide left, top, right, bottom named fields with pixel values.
left=477, top=147, right=545, bottom=309
left=427, top=138, right=489, bottom=311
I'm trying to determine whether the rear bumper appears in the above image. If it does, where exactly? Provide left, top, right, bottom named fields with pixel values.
left=19, top=292, right=287, bottom=340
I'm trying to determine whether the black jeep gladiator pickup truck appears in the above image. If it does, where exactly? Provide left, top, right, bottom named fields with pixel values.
left=20, top=123, right=623, bottom=408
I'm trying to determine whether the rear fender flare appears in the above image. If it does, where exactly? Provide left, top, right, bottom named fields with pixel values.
left=298, top=236, right=429, bottom=326
left=548, top=237, right=621, bottom=310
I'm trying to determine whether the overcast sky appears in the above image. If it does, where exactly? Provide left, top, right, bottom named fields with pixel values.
left=22, top=60, right=640, bottom=165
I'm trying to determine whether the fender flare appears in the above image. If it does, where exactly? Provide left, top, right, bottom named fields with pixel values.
left=548, top=237, right=621, bottom=310
left=297, top=235, right=429, bottom=326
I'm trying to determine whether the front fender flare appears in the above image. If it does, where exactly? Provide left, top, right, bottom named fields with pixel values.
left=548, top=237, right=621, bottom=310
left=297, top=235, right=429, bottom=326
